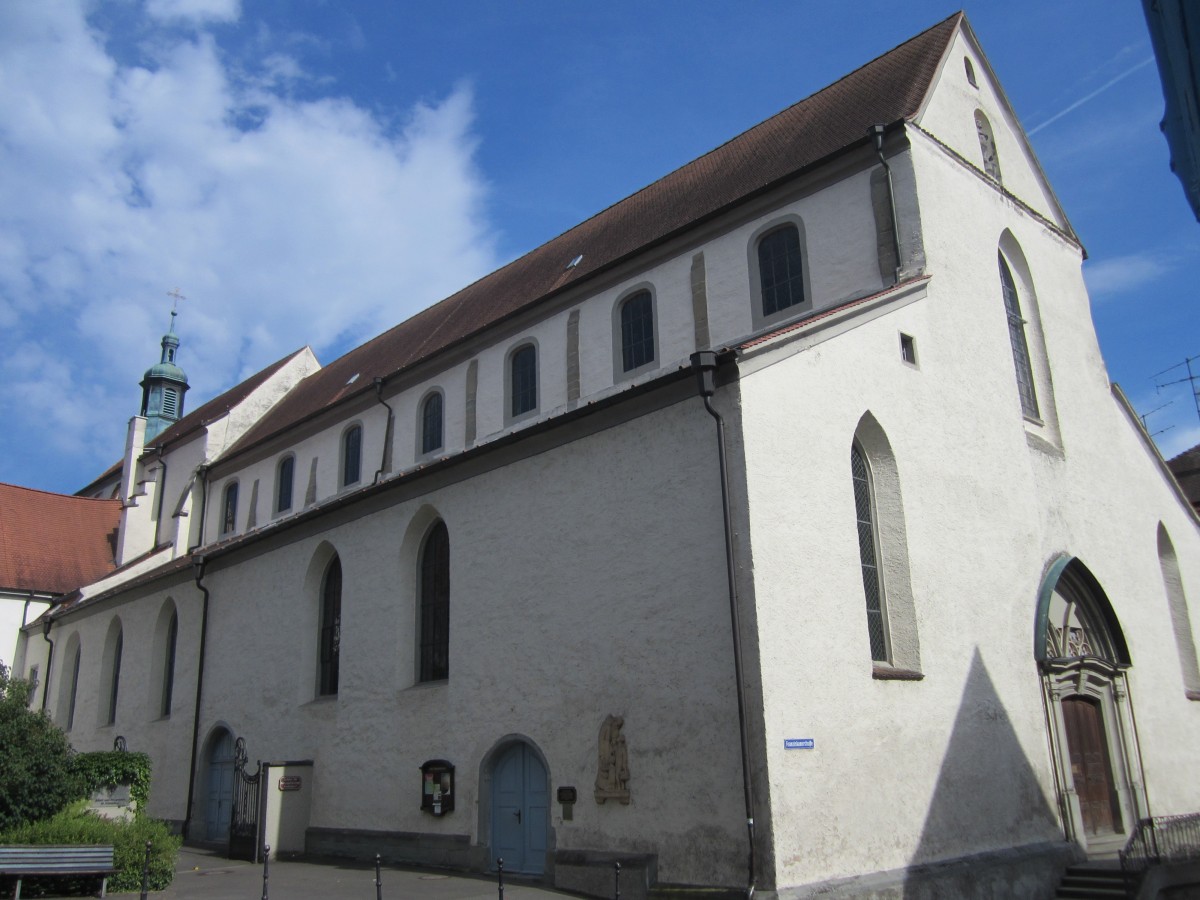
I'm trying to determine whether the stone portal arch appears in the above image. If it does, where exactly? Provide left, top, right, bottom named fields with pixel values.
left=1036, top=556, right=1146, bottom=855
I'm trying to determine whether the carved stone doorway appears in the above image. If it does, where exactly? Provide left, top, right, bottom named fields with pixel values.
left=1036, top=556, right=1146, bottom=854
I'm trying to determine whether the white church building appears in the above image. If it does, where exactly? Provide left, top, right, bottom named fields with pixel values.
left=11, top=13, right=1200, bottom=898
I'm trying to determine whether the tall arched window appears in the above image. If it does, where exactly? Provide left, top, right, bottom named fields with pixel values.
left=999, top=253, right=1040, bottom=419
left=509, top=344, right=538, bottom=419
left=419, top=522, right=450, bottom=682
left=222, top=481, right=238, bottom=535
left=756, top=224, right=807, bottom=318
left=161, top=611, right=178, bottom=717
left=619, top=290, right=656, bottom=373
left=421, top=392, right=444, bottom=455
left=67, top=645, right=81, bottom=731
left=319, top=557, right=342, bottom=696
left=851, top=414, right=921, bottom=675
left=342, top=425, right=362, bottom=487
left=103, top=623, right=123, bottom=725
left=276, top=455, right=295, bottom=514
left=852, top=441, right=888, bottom=662
left=1158, top=525, right=1200, bottom=698
left=975, top=110, right=1002, bottom=182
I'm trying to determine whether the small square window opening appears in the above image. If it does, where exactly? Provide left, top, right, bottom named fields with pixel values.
left=900, top=333, right=918, bottom=367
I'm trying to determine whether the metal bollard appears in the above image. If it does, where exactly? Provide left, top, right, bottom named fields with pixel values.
left=262, top=844, right=271, bottom=900
left=375, top=853, right=383, bottom=900
left=614, top=861, right=621, bottom=900
left=497, top=857, right=505, bottom=900
left=139, top=840, right=152, bottom=900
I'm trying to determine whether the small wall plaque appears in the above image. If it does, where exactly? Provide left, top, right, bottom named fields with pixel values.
left=557, top=786, right=578, bottom=803
left=278, top=775, right=302, bottom=791
left=784, top=738, right=815, bottom=750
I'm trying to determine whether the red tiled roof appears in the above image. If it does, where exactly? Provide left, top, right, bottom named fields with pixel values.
left=225, top=14, right=962, bottom=459
left=0, top=483, right=121, bottom=595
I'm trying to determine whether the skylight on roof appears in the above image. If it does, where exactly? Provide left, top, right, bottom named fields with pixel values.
left=347, top=373, right=360, bottom=385
left=566, top=254, right=583, bottom=270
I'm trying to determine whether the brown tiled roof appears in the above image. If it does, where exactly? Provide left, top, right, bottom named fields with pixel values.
left=225, top=13, right=962, bottom=459
left=144, top=346, right=309, bottom=451
left=0, top=483, right=121, bottom=595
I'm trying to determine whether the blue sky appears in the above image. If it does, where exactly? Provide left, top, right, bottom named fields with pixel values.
left=1, top=1, right=1197, bottom=494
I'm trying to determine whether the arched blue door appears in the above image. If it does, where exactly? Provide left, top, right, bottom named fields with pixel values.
left=491, top=743, right=548, bottom=875
left=205, top=730, right=235, bottom=842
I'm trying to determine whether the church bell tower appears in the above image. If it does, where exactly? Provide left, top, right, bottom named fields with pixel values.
left=140, top=306, right=190, bottom=442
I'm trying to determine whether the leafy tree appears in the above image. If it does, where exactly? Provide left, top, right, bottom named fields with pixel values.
left=0, top=663, right=84, bottom=830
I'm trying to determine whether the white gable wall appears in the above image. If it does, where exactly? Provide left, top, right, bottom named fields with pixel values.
left=915, top=28, right=1068, bottom=232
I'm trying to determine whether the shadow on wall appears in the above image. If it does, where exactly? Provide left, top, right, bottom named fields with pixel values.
left=903, top=649, right=1063, bottom=899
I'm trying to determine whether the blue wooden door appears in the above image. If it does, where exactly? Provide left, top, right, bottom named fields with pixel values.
left=205, top=731, right=234, bottom=842
left=492, top=743, right=548, bottom=875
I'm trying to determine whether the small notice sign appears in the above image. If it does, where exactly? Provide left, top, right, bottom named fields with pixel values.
left=784, top=738, right=815, bottom=750
left=278, top=775, right=302, bottom=791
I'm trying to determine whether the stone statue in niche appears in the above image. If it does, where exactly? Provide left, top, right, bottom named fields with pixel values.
left=594, top=714, right=630, bottom=804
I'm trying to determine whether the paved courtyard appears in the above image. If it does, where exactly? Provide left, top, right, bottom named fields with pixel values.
left=128, top=846, right=576, bottom=900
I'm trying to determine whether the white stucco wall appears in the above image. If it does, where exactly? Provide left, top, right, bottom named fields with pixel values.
left=733, top=121, right=1200, bottom=892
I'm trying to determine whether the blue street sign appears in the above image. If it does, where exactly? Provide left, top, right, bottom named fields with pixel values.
left=784, top=738, right=814, bottom=750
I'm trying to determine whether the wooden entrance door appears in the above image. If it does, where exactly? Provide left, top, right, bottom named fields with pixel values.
left=491, top=743, right=548, bottom=875
left=1062, top=696, right=1120, bottom=835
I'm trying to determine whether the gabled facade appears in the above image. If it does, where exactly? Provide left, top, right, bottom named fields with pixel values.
left=12, top=14, right=1200, bottom=898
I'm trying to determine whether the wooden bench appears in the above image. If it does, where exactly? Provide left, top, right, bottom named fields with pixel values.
left=0, top=844, right=116, bottom=899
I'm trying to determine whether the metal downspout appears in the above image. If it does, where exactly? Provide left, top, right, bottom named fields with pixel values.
left=690, top=350, right=756, bottom=899
left=183, top=554, right=212, bottom=840
left=40, top=617, right=55, bottom=713
left=373, top=376, right=395, bottom=484
left=153, top=445, right=168, bottom=548
left=870, top=123, right=903, bottom=284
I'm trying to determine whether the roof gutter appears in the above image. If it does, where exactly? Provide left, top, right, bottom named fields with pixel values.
left=690, top=349, right=756, bottom=899
left=153, top=444, right=168, bottom=548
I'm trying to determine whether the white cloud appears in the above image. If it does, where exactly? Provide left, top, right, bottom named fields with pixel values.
left=145, top=0, right=241, bottom=25
left=0, top=1, right=496, bottom=491
left=1083, top=252, right=1172, bottom=300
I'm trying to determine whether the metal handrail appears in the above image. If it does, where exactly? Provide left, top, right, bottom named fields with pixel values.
left=1120, top=812, right=1200, bottom=883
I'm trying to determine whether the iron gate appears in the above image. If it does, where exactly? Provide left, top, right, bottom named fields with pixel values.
left=229, top=737, right=262, bottom=862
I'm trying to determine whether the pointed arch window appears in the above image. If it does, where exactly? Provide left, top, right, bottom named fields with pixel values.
left=421, top=392, right=444, bottom=455
left=999, top=253, right=1040, bottom=420
left=67, top=646, right=81, bottom=731
left=975, top=110, right=1002, bottom=182
left=161, top=612, right=178, bottom=717
left=419, top=522, right=450, bottom=682
left=106, top=628, right=123, bottom=725
left=1157, top=525, right=1200, bottom=698
left=342, top=425, right=362, bottom=487
left=852, top=441, right=888, bottom=662
left=319, top=557, right=342, bottom=696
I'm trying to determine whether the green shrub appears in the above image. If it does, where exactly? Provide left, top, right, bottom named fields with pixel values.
left=73, top=750, right=153, bottom=812
left=0, top=801, right=181, bottom=893
left=0, top=664, right=84, bottom=830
